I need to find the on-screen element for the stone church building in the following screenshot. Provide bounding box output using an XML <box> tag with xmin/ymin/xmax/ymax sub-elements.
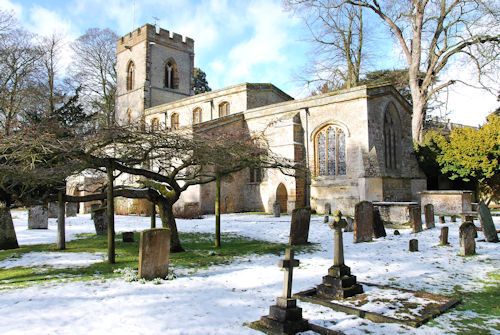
<box><xmin>111</xmin><ymin>23</ymin><xmax>426</xmax><ymax>216</ymax></box>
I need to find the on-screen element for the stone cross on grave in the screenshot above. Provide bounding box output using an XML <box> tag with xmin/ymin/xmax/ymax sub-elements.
<box><xmin>279</xmin><ymin>248</ymin><xmax>299</xmax><ymax>301</ymax></box>
<box><xmin>329</xmin><ymin>210</ymin><xmax>347</xmax><ymax>268</ymax></box>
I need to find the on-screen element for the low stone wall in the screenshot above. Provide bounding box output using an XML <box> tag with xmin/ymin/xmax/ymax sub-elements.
<box><xmin>373</xmin><ymin>202</ymin><xmax>418</xmax><ymax>224</ymax></box>
<box><xmin>419</xmin><ymin>190</ymin><xmax>473</xmax><ymax>215</ymax></box>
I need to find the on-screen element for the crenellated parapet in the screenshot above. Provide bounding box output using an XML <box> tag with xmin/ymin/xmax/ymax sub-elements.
<box><xmin>117</xmin><ymin>23</ymin><xmax>194</xmax><ymax>53</ymax></box>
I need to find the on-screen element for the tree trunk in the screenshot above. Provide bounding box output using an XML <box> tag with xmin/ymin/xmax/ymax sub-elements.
<box><xmin>57</xmin><ymin>191</ymin><xmax>65</xmax><ymax>250</ymax></box>
<box><xmin>106</xmin><ymin>164</ymin><xmax>115</xmax><ymax>264</ymax></box>
<box><xmin>411</xmin><ymin>100</ymin><xmax>426</xmax><ymax>143</ymax></box>
<box><xmin>215</xmin><ymin>172</ymin><xmax>221</xmax><ymax>248</ymax></box>
<box><xmin>158</xmin><ymin>200</ymin><xmax>184</xmax><ymax>252</ymax></box>
<box><xmin>150</xmin><ymin>201</ymin><xmax>156</xmax><ymax>228</ymax></box>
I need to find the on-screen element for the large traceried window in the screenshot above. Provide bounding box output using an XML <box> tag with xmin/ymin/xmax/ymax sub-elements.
<box><xmin>314</xmin><ymin>125</ymin><xmax>346</xmax><ymax>176</ymax></box>
<box><xmin>192</xmin><ymin>107</ymin><xmax>202</xmax><ymax>124</ymax></box>
<box><xmin>126</xmin><ymin>61</ymin><xmax>135</xmax><ymax>91</ymax></box>
<box><xmin>171</xmin><ymin>113</ymin><xmax>179</xmax><ymax>130</ymax></box>
<box><xmin>218</xmin><ymin>101</ymin><xmax>230</xmax><ymax>117</ymax></box>
<box><xmin>384</xmin><ymin>105</ymin><xmax>400</xmax><ymax>170</ymax></box>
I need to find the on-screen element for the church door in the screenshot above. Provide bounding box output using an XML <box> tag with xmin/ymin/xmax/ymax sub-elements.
<box><xmin>276</xmin><ymin>183</ymin><xmax>288</xmax><ymax>213</ymax></box>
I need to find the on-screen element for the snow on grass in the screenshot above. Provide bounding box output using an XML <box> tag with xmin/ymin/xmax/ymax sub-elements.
<box><xmin>0</xmin><ymin>251</ymin><xmax>106</xmax><ymax>269</ymax></box>
<box><xmin>1</xmin><ymin>210</ymin><xmax>499</xmax><ymax>334</ymax></box>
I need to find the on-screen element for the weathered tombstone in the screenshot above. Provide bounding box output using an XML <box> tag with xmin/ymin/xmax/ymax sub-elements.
<box><xmin>65</xmin><ymin>202</ymin><xmax>78</xmax><ymax>217</ymax></box>
<box><xmin>122</xmin><ymin>232</ymin><xmax>134</xmax><ymax>242</ymax></box>
<box><xmin>394</xmin><ymin>230</ymin><xmax>400</xmax><ymax>235</ymax></box>
<box><xmin>257</xmin><ymin>249</ymin><xmax>309</xmax><ymax>334</ymax></box>
<box><xmin>450</xmin><ymin>215</ymin><xmax>457</xmax><ymax>223</ymax></box>
<box><xmin>409</xmin><ymin>239</ymin><xmax>418</xmax><ymax>252</ymax></box>
<box><xmin>28</xmin><ymin>205</ymin><xmax>48</xmax><ymax>229</ymax></box>
<box><xmin>289</xmin><ymin>207</ymin><xmax>311</xmax><ymax>246</ymax></box>
<box><xmin>324</xmin><ymin>203</ymin><xmax>331</xmax><ymax>215</ymax></box>
<box><xmin>459</xmin><ymin>222</ymin><xmax>477</xmax><ymax>255</ymax></box>
<box><xmin>138</xmin><ymin>228</ymin><xmax>171</xmax><ymax>280</ymax></box>
<box><xmin>90</xmin><ymin>204</ymin><xmax>107</xmax><ymax>235</ymax></box>
<box><xmin>424</xmin><ymin>204</ymin><xmax>435</xmax><ymax>229</ymax></box>
<box><xmin>354</xmin><ymin>201</ymin><xmax>374</xmax><ymax>243</ymax></box>
<box><xmin>273</xmin><ymin>201</ymin><xmax>280</xmax><ymax>218</ymax></box>
<box><xmin>0</xmin><ymin>207</ymin><xmax>18</xmax><ymax>250</ymax></box>
<box><xmin>410</xmin><ymin>205</ymin><xmax>422</xmax><ymax>233</ymax></box>
<box><xmin>478</xmin><ymin>202</ymin><xmax>499</xmax><ymax>243</ymax></box>
<box><xmin>317</xmin><ymin>211</ymin><xmax>363</xmax><ymax>298</ymax></box>
<box><xmin>47</xmin><ymin>202</ymin><xmax>58</xmax><ymax>218</ymax></box>
<box><xmin>440</xmin><ymin>227</ymin><xmax>449</xmax><ymax>245</ymax></box>
<box><xmin>439</xmin><ymin>216</ymin><xmax>446</xmax><ymax>223</ymax></box>
<box><xmin>372</xmin><ymin>208</ymin><xmax>386</xmax><ymax>238</ymax></box>
<box><xmin>345</xmin><ymin>216</ymin><xmax>354</xmax><ymax>232</ymax></box>
<box><xmin>323</xmin><ymin>215</ymin><xmax>329</xmax><ymax>223</ymax></box>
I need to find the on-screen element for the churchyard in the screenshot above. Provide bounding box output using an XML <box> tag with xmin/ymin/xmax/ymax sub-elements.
<box><xmin>0</xmin><ymin>209</ymin><xmax>499</xmax><ymax>334</ymax></box>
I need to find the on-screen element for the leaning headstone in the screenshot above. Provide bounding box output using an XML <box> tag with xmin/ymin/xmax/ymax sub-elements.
<box><xmin>323</xmin><ymin>215</ymin><xmax>329</xmax><ymax>223</ymax></box>
<box><xmin>394</xmin><ymin>230</ymin><xmax>400</xmax><ymax>236</ymax></box>
<box><xmin>478</xmin><ymin>202</ymin><xmax>499</xmax><ymax>243</ymax></box>
<box><xmin>345</xmin><ymin>216</ymin><xmax>354</xmax><ymax>232</ymax></box>
<box><xmin>138</xmin><ymin>228</ymin><xmax>171</xmax><ymax>280</ymax></box>
<box><xmin>410</xmin><ymin>205</ymin><xmax>422</xmax><ymax>233</ymax></box>
<box><xmin>47</xmin><ymin>202</ymin><xmax>58</xmax><ymax>218</ymax></box>
<box><xmin>440</xmin><ymin>227</ymin><xmax>449</xmax><ymax>245</ymax></box>
<box><xmin>424</xmin><ymin>204</ymin><xmax>435</xmax><ymax>229</ymax></box>
<box><xmin>289</xmin><ymin>207</ymin><xmax>311</xmax><ymax>245</ymax></box>
<box><xmin>450</xmin><ymin>215</ymin><xmax>457</xmax><ymax>223</ymax></box>
<box><xmin>65</xmin><ymin>202</ymin><xmax>78</xmax><ymax>217</ymax></box>
<box><xmin>28</xmin><ymin>206</ymin><xmax>48</xmax><ymax>229</ymax></box>
<box><xmin>459</xmin><ymin>221</ymin><xmax>477</xmax><ymax>255</ymax></box>
<box><xmin>122</xmin><ymin>232</ymin><xmax>134</xmax><ymax>242</ymax></box>
<box><xmin>0</xmin><ymin>207</ymin><xmax>19</xmax><ymax>250</ymax></box>
<box><xmin>409</xmin><ymin>239</ymin><xmax>418</xmax><ymax>252</ymax></box>
<box><xmin>90</xmin><ymin>204</ymin><xmax>107</xmax><ymax>235</ymax></box>
<box><xmin>354</xmin><ymin>201</ymin><xmax>374</xmax><ymax>243</ymax></box>
<box><xmin>372</xmin><ymin>208</ymin><xmax>386</xmax><ymax>238</ymax></box>
<box><xmin>439</xmin><ymin>216</ymin><xmax>445</xmax><ymax>223</ymax></box>
<box><xmin>273</xmin><ymin>201</ymin><xmax>280</xmax><ymax>218</ymax></box>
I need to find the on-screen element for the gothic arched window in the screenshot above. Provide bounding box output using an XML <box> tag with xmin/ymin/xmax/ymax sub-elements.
<box><xmin>384</xmin><ymin>105</ymin><xmax>400</xmax><ymax>170</ymax></box>
<box><xmin>218</xmin><ymin>101</ymin><xmax>230</xmax><ymax>117</ymax></box>
<box><xmin>164</xmin><ymin>60</ymin><xmax>178</xmax><ymax>89</ymax></box>
<box><xmin>127</xmin><ymin>61</ymin><xmax>135</xmax><ymax>91</ymax></box>
<box><xmin>151</xmin><ymin>118</ymin><xmax>159</xmax><ymax>131</ymax></box>
<box><xmin>193</xmin><ymin>107</ymin><xmax>202</xmax><ymax>124</ymax></box>
<box><xmin>127</xmin><ymin>109</ymin><xmax>132</xmax><ymax>124</ymax></box>
<box><xmin>314</xmin><ymin>125</ymin><xmax>346</xmax><ymax>176</ymax></box>
<box><xmin>171</xmin><ymin>113</ymin><xmax>179</xmax><ymax>130</ymax></box>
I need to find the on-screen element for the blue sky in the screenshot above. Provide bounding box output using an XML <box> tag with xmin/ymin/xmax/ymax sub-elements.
<box><xmin>2</xmin><ymin>0</ymin><xmax>497</xmax><ymax>125</ymax></box>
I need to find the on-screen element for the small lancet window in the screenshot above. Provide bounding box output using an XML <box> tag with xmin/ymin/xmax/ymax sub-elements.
<box><xmin>218</xmin><ymin>101</ymin><xmax>230</xmax><ymax>117</ymax></box>
<box><xmin>127</xmin><ymin>109</ymin><xmax>132</xmax><ymax>124</ymax></box>
<box><xmin>171</xmin><ymin>113</ymin><xmax>179</xmax><ymax>130</ymax></box>
<box><xmin>249</xmin><ymin>168</ymin><xmax>262</xmax><ymax>183</ymax></box>
<box><xmin>127</xmin><ymin>61</ymin><xmax>135</xmax><ymax>91</ymax></box>
<box><xmin>151</xmin><ymin>118</ymin><xmax>159</xmax><ymax>131</ymax></box>
<box><xmin>315</xmin><ymin>125</ymin><xmax>346</xmax><ymax>176</ymax></box>
<box><xmin>384</xmin><ymin>108</ymin><xmax>399</xmax><ymax>170</ymax></box>
<box><xmin>164</xmin><ymin>60</ymin><xmax>178</xmax><ymax>89</ymax></box>
<box><xmin>193</xmin><ymin>107</ymin><xmax>202</xmax><ymax>124</ymax></box>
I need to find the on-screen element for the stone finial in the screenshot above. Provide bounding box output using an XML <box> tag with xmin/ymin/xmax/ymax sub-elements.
<box><xmin>329</xmin><ymin>210</ymin><xmax>347</xmax><ymax>230</ymax></box>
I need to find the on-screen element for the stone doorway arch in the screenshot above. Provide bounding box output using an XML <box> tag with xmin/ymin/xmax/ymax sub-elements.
<box><xmin>276</xmin><ymin>183</ymin><xmax>288</xmax><ymax>213</ymax></box>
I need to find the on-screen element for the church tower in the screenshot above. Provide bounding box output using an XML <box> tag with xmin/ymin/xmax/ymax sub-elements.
<box><xmin>116</xmin><ymin>24</ymin><xmax>194</xmax><ymax>126</ymax></box>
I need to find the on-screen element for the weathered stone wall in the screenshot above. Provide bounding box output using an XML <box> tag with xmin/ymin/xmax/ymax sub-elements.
<box><xmin>420</xmin><ymin>191</ymin><xmax>473</xmax><ymax>215</ymax></box>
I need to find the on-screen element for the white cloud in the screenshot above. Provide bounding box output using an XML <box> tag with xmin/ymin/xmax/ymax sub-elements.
<box><xmin>26</xmin><ymin>5</ymin><xmax>75</xmax><ymax>37</ymax></box>
<box><xmin>0</xmin><ymin>0</ymin><xmax>22</xmax><ymax>19</ymax></box>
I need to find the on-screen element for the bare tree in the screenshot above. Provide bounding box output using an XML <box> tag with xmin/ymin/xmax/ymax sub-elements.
<box><xmin>70</xmin><ymin>28</ymin><xmax>117</xmax><ymax>127</ymax></box>
<box><xmin>285</xmin><ymin>0</ymin><xmax>366</xmax><ymax>90</ymax></box>
<box><xmin>0</xmin><ymin>9</ymin><xmax>16</xmax><ymax>35</ymax></box>
<box><xmin>38</xmin><ymin>34</ymin><xmax>65</xmax><ymax>117</ymax></box>
<box><xmin>343</xmin><ymin>0</ymin><xmax>500</xmax><ymax>142</ymax></box>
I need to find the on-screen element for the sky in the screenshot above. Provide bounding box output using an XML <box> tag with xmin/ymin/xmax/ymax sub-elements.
<box><xmin>1</xmin><ymin>0</ymin><xmax>497</xmax><ymax>126</ymax></box>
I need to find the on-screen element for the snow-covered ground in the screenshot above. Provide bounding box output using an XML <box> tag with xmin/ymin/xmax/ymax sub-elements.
<box><xmin>1</xmin><ymin>211</ymin><xmax>499</xmax><ymax>334</ymax></box>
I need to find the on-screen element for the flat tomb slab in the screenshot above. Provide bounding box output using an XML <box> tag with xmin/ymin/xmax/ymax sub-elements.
<box><xmin>294</xmin><ymin>282</ymin><xmax>460</xmax><ymax>328</ymax></box>
<box><xmin>248</xmin><ymin>319</ymin><xmax>344</xmax><ymax>335</ymax></box>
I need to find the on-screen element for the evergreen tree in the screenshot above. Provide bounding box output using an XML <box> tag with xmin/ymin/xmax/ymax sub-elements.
<box><xmin>193</xmin><ymin>68</ymin><xmax>211</xmax><ymax>95</ymax></box>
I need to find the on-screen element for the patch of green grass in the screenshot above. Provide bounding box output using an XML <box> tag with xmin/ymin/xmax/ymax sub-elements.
<box><xmin>0</xmin><ymin>232</ymin><xmax>304</xmax><ymax>289</ymax></box>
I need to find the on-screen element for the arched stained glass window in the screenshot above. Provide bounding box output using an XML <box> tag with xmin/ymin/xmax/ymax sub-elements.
<box><xmin>315</xmin><ymin>125</ymin><xmax>347</xmax><ymax>176</ymax></box>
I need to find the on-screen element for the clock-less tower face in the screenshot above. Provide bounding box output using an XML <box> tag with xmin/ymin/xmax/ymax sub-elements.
<box><xmin>115</xmin><ymin>24</ymin><xmax>194</xmax><ymax>126</ymax></box>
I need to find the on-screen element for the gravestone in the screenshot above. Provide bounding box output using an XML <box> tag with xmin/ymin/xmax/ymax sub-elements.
<box><xmin>0</xmin><ymin>207</ymin><xmax>19</xmax><ymax>250</ymax></box>
<box><xmin>138</xmin><ymin>228</ymin><xmax>171</xmax><ymax>280</ymax></box>
<box><xmin>450</xmin><ymin>215</ymin><xmax>457</xmax><ymax>223</ymax></box>
<box><xmin>28</xmin><ymin>206</ymin><xmax>48</xmax><ymax>229</ymax></box>
<box><xmin>273</xmin><ymin>202</ymin><xmax>280</xmax><ymax>218</ymax></box>
<box><xmin>439</xmin><ymin>216</ymin><xmax>446</xmax><ymax>223</ymax></box>
<box><xmin>424</xmin><ymin>204</ymin><xmax>435</xmax><ymax>229</ymax></box>
<box><xmin>410</xmin><ymin>205</ymin><xmax>422</xmax><ymax>233</ymax></box>
<box><xmin>289</xmin><ymin>207</ymin><xmax>311</xmax><ymax>246</ymax></box>
<box><xmin>122</xmin><ymin>232</ymin><xmax>134</xmax><ymax>242</ymax></box>
<box><xmin>90</xmin><ymin>204</ymin><xmax>107</xmax><ymax>235</ymax></box>
<box><xmin>65</xmin><ymin>202</ymin><xmax>78</xmax><ymax>217</ymax></box>
<box><xmin>354</xmin><ymin>201</ymin><xmax>374</xmax><ymax>243</ymax></box>
<box><xmin>394</xmin><ymin>230</ymin><xmax>400</xmax><ymax>235</ymax></box>
<box><xmin>48</xmin><ymin>202</ymin><xmax>58</xmax><ymax>218</ymax></box>
<box><xmin>440</xmin><ymin>227</ymin><xmax>449</xmax><ymax>245</ymax></box>
<box><xmin>478</xmin><ymin>202</ymin><xmax>499</xmax><ymax>243</ymax></box>
<box><xmin>409</xmin><ymin>239</ymin><xmax>418</xmax><ymax>252</ymax></box>
<box><xmin>345</xmin><ymin>216</ymin><xmax>354</xmax><ymax>232</ymax></box>
<box><xmin>372</xmin><ymin>208</ymin><xmax>386</xmax><ymax>238</ymax></box>
<box><xmin>459</xmin><ymin>222</ymin><xmax>477</xmax><ymax>255</ymax></box>
<box><xmin>324</xmin><ymin>203</ymin><xmax>331</xmax><ymax>215</ymax></box>
<box><xmin>317</xmin><ymin>211</ymin><xmax>363</xmax><ymax>299</ymax></box>
<box><xmin>258</xmin><ymin>249</ymin><xmax>309</xmax><ymax>334</ymax></box>
<box><xmin>323</xmin><ymin>215</ymin><xmax>329</xmax><ymax>223</ymax></box>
